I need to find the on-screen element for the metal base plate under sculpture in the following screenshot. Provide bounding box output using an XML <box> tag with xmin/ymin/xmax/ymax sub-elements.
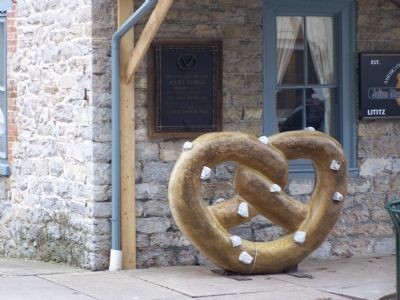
<box><xmin>168</xmin><ymin>131</ymin><xmax>348</xmax><ymax>274</ymax></box>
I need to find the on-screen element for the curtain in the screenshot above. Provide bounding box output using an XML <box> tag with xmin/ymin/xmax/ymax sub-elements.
<box><xmin>306</xmin><ymin>17</ymin><xmax>334</xmax><ymax>134</ymax></box>
<box><xmin>276</xmin><ymin>17</ymin><xmax>302</xmax><ymax>84</ymax></box>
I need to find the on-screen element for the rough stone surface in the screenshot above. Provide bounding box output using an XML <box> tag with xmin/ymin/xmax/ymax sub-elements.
<box><xmin>133</xmin><ymin>0</ymin><xmax>399</xmax><ymax>268</ymax></box>
<box><xmin>0</xmin><ymin>0</ymin><xmax>116</xmax><ymax>270</ymax></box>
<box><xmin>0</xmin><ymin>0</ymin><xmax>398</xmax><ymax>271</ymax></box>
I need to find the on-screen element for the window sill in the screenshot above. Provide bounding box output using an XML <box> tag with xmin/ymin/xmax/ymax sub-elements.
<box><xmin>0</xmin><ymin>160</ymin><xmax>11</xmax><ymax>176</ymax></box>
<box><xmin>288</xmin><ymin>166</ymin><xmax>359</xmax><ymax>179</ymax></box>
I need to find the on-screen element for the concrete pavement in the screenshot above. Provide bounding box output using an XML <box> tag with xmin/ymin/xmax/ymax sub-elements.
<box><xmin>0</xmin><ymin>255</ymin><xmax>396</xmax><ymax>300</ymax></box>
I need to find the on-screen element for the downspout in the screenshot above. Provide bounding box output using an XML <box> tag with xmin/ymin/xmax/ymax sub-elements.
<box><xmin>110</xmin><ymin>0</ymin><xmax>158</xmax><ymax>272</ymax></box>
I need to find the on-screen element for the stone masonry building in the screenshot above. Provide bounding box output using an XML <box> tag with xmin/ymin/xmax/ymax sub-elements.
<box><xmin>0</xmin><ymin>0</ymin><xmax>398</xmax><ymax>270</ymax></box>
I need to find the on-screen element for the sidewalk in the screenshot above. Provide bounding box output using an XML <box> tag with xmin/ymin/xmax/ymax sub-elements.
<box><xmin>0</xmin><ymin>255</ymin><xmax>396</xmax><ymax>300</ymax></box>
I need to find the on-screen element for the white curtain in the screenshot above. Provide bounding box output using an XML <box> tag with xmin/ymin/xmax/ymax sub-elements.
<box><xmin>306</xmin><ymin>17</ymin><xmax>334</xmax><ymax>134</ymax></box>
<box><xmin>276</xmin><ymin>17</ymin><xmax>302</xmax><ymax>84</ymax></box>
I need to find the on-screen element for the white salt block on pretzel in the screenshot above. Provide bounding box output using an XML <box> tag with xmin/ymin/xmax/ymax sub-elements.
<box><xmin>214</xmin><ymin>198</ymin><xmax>225</xmax><ymax>204</ymax></box>
<box><xmin>237</xmin><ymin>202</ymin><xmax>249</xmax><ymax>218</ymax></box>
<box><xmin>293</xmin><ymin>231</ymin><xmax>307</xmax><ymax>244</ymax></box>
<box><xmin>229</xmin><ymin>235</ymin><xmax>242</xmax><ymax>248</ymax></box>
<box><xmin>330</xmin><ymin>160</ymin><xmax>341</xmax><ymax>171</ymax></box>
<box><xmin>304</xmin><ymin>127</ymin><xmax>316</xmax><ymax>131</ymax></box>
<box><xmin>270</xmin><ymin>184</ymin><xmax>281</xmax><ymax>193</ymax></box>
<box><xmin>200</xmin><ymin>166</ymin><xmax>212</xmax><ymax>180</ymax></box>
<box><xmin>333</xmin><ymin>192</ymin><xmax>344</xmax><ymax>202</ymax></box>
<box><xmin>258</xmin><ymin>136</ymin><xmax>270</xmax><ymax>145</ymax></box>
<box><xmin>182</xmin><ymin>141</ymin><xmax>193</xmax><ymax>151</ymax></box>
<box><xmin>238</xmin><ymin>251</ymin><xmax>253</xmax><ymax>265</ymax></box>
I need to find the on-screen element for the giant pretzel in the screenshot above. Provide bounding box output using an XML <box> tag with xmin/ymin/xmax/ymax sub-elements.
<box><xmin>168</xmin><ymin>131</ymin><xmax>348</xmax><ymax>274</ymax></box>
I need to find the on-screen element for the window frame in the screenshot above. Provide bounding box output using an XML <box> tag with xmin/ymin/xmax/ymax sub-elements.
<box><xmin>0</xmin><ymin>12</ymin><xmax>10</xmax><ymax>176</ymax></box>
<box><xmin>263</xmin><ymin>0</ymin><xmax>357</xmax><ymax>176</ymax></box>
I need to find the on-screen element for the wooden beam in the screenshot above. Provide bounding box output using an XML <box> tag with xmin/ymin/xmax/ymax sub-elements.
<box><xmin>125</xmin><ymin>0</ymin><xmax>174</xmax><ymax>83</ymax></box>
<box><xmin>118</xmin><ymin>0</ymin><xmax>136</xmax><ymax>269</ymax></box>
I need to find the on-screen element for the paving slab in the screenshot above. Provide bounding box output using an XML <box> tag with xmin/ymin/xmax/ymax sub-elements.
<box><xmin>321</xmin><ymin>281</ymin><xmax>396</xmax><ymax>300</ymax></box>
<box><xmin>0</xmin><ymin>276</ymin><xmax>93</xmax><ymax>300</ymax></box>
<box><xmin>126</xmin><ymin>265</ymin><xmax>330</xmax><ymax>298</ymax></box>
<box><xmin>0</xmin><ymin>257</ymin><xmax>84</xmax><ymax>276</ymax></box>
<box><xmin>40</xmin><ymin>271</ymin><xmax>190</xmax><ymax>300</ymax></box>
<box><xmin>205</xmin><ymin>288</ymin><xmax>349</xmax><ymax>300</ymax></box>
<box><xmin>0</xmin><ymin>255</ymin><xmax>395</xmax><ymax>299</ymax></box>
<box><xmin>270</xmin><ymin>255</ymin><xmax>396</xmax><ymax>300</ymax></box>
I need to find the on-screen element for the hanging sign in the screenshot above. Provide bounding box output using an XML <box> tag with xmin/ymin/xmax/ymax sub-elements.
<box><xmin>360</xmin><ymin>53</ymin><xmax>400</xmax><ymax>119</ymax></box>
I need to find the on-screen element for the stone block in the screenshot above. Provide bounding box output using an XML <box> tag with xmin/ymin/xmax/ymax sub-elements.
<box><xmin>348</xmin><ymin>177</ymin><xmax>372</xmax><ymax>194</ymax></box>
<box><xmin>341</xmin><ymin>207</ymin><xmax>371</xmax><ymax>225</ymax></box>
<box><xmin>92</xmin><ymin>143</ymin><xmax>111</xmax><ymax>163</ymax></box>
<box><xmin>373</xmin><ymin>136</ymin><xmax>400</xmax><ymax>158</ymax></box>
<box><xmin>177</xmin><ymin>247</ymin><xmax>198</xmax><ymax>265</ymax></box>
<box><xmin>310</xmin><ymin>241</ymin><xmax>332</xmax><ymax>258</ymax></box>
<box><xmin>357</xmin><ymin>137</ymin><xmax>373</xmax><ymax>158</ymax></box>
<box><xmin>359</xmin><ymin>158</ymin><xmax>390</xmax><ymax>177</ymax></box>
<box><xmin>136</xmin><ymin>142</ymin><xmax>159</xmax><ymax>162</ymax></box>
<box><xmin>93</xmin><ymin>123</ymin><xmax>111</xmax><ymax>142</ymax></box>
<box><xmin>34</xmin><ymin>160</ymin><xmax>49</xmax><ymax>176</ymax></box>
<box><xmin>358</xmin><ymin>121</ymin><xmax>393</xmax><ymax>137</ymax></box>
<box><xmin>223</xmin><ymin>106</ymin><xmax>242</xmax><ymax>122</ymax></box>
<box><xmin>66</xmin><ymin>143</ymin><xmax>91</xmax><ymax>163</ymax></box>
<box><xmin>87</xmin><ymin>202</ymin><xmax>111</xmax><ymax>218</ymax></box>
<box><xmin>374</xmin><ymin>238</ymin><xmax>395</xmax><ymax>254</ymax></box>
<box><xmin>253</xmin><ymin>225</ymin><xmax>285</xmax><ymax>242</ymax></box>
<box><xmin>136</xmin><ymin>201</ymin><xmax>144</xmax><ymax>217</ymax></box>
<box><xmin>49</xmin><ymin>159</ymin><xmax>64</xmax><ymax>177</ymax></box>
<box><xmin>89</xmin><ymin>163</ymin><xmax>111</xmax><ymax>186</ymax></box>
<box><xmin>201</xmin><ymin>181</ymin><xmax>234</xmax><ymax>200</ymax></box>
<box><xmin>373</xmin><ymin>176</ymin><xmax>391</xmax><ymax>192</ymax></box>
<box><xmin>371</xmin><ymin>209</ymin><xmax>390</xmax><ymax>222</ymax></box>
<box><xmin>244</xmin><ymin>107</ymin><xmax>262</xmax><ymax>121</ymax></box>
<box><xmin>331</xmin><ymin>239</ymin><xmax>375</xmax><ymax>257</ymax></box>
<box><xmin>353</xmin><ymin>192</ymin><xmax>386</xmax><ymax>210</ymax></box>
<box><xmin>135</xmin><ymin>107</ymin><xmax>148</xmax><ymax>122</ymax></box>
<box><xmin>390</xmin><ymin>176</ymin><xmax>400</xmax><ymax>192</ymax></box>
<box><xmin>215</xmin><ymin>162</ymin><xmax>234</xmax><ymax>181</ymax></box>
<box><xmin>159</xmin><ymin>141</ymin><xmax>184</xmax><ymax>162</ymax></box>
<box><xmin>229</xmin><ymin>225</ymin><xmax>253</xmax><ymax>241</ymax></box>
<box><xmin>137</xmin><ymin>233</ymin><xmax>150</xmax><ymax>250</ymax></box>
<box><xmin>90</xmin><ymin>184</ymin><xmax>111</xmax><ymax>202</ymax></box>
<box><xmin>149</xmin><ymin>232</ymin><xmax>191</xmax><ymax>248</ymax></box>
<box><xmin>210</xmin><ymin>8</ymin><xmax>246</xmax><ymax>24</ymax></box>
<box><xmin>142</xmin><ymin>162</ymin><xmax>174</xmax><ymax>183</ymax></box>
<box><xmin>136</xmin><ymin>217</ymin><xmax>171</xmax><ymax>234</ymax></box>
<box><xmin>143</xmin><ymin>200</ymin><xmax>170</xmax><ymax>218</ymax></box>
<box><xmin>288</xmin><ymin>178</ymin><xmax>314</xmax><ymax>195</ymax></box>
<box><xmin>137</xmin><ymin>250</ymin><xmax>177</xmax><ymax>268</ymax></box>
<box><xmin>136</xmin><ymin>183</ymin><xmax>167</xmax><ymax>200</ymax></box>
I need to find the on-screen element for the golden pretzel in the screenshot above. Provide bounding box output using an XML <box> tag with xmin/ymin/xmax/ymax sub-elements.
<box><xmin>168</xmin><ymin>131</ymin><xmax>348</xmax><ymax>274</ymax></box>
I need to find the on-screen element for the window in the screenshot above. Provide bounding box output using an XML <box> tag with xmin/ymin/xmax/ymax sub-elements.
<box><xmin>263</xmin><ymin>0</ymin><xmax>356</xmax><ymax>175</ymax></box>
<box><xmin>0</xmin><ymin>11</ymin><xmax>10</xmax><ymax>175</ymax></box>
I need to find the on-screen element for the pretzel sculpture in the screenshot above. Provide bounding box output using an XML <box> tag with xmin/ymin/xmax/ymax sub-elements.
<box><xmin>168</xmin><ymin>131</ymin><xmax>348</xmax><ymax>274</ymax></box>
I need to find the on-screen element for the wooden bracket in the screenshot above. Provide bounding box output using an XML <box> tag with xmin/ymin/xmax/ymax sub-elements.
<box><xmin>125</xmin><ymin>0</ymin><xmax>174</xmax><ymax>84</ymax></box>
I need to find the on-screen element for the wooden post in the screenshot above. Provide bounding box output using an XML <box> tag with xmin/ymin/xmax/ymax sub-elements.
<box><xmin>117</xmin><ymin>0</ymin><xmax>174</xmax><ymax>270</ymax></box>
<box><xmin>118</xmin><ymin>0</ymin><xmax>136</xmax><ymax>269</ymax></box>
<box><xmin>125</xmin><ymin>0</ymin><xmax>174</xmax><ymax>84</ymax></box>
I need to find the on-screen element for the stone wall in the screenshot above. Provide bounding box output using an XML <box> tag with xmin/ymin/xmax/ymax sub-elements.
<box><xmin>0</xmin><ymin>0</ymin><xmax>115</xmax><ymax>270</ymax></box>
<box><xmin>134</xmin><ymin>0</ymin><xmax>264</xmax><ymax>267</ymax></box>
<box><xmin>134</xmin><ymin>0</ymin><xmax>397</xmax><ymax>268</ymax></box>
<box><xmin>0</xmin><ymin>0</ymin><xmax>397</xmax><ymax>271</ymax></box>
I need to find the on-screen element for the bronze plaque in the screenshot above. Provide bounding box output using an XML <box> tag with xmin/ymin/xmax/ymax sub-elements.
<box><xmin>148</xmin><ymin>40</ymin><xmax>222</xmax><ymax>139</ymax></box>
